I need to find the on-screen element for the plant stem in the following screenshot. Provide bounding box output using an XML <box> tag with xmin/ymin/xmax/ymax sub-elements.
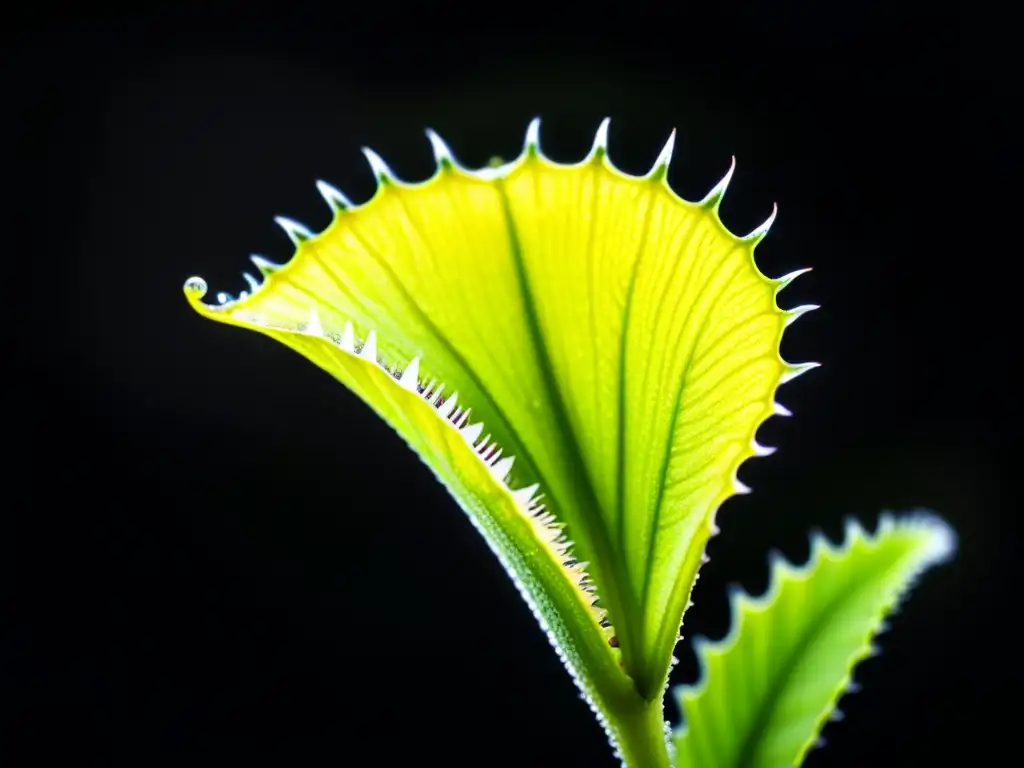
<box><xmin>609</xmin><ymin>693</ymin><xmax>672</xmax><ymax>768</ymax></box>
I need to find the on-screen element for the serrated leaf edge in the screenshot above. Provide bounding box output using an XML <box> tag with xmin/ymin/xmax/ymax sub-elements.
<box><xmin>673</xmin><ymin>510</ymin><xmax>957</xmax><ymax>765</ymax></box>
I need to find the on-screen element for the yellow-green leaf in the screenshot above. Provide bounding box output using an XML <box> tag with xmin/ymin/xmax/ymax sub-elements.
<box><xmin>672</xmin><ymin>512</ymin><xmax>956</xmax><ymax>768</ymax></box>
<box><xmin>183</xmin><ymin>119</ymin><xmax>815</xmax><ymax>766</ymax></box>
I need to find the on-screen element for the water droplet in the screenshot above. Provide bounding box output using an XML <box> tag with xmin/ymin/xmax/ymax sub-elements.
<box><xmin>183</xmin><ymin>276</ymin><xmax>208</xmax><ymax>298</ymax></box>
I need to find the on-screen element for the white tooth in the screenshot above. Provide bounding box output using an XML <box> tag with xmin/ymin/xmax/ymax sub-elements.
<box><xmin>774</xmin><ymin>267</ymin><xmax>812</xmax><ymax>294</ymax></box>
<box><xmin>743</xmin><ymin>203</ymin><xmax>778</xmax><ymax>242</ymax></box>
<box><xmin>781</xmin><ymin>361</ymin><xmax>821</xmax><ymax>384</ymax></box>
<box><xmin>592</xmin><ymin>117</ymin><xmax>610</xmax><ymax>154</ymax></box>
<box><xmin>647</xmin><ymin>129</ymin><xmax>676</xmax><ymax>176</ymax></box>
<box><xmin>429</xmin><ymin>384</ymin><xmax>445</xmax><ymax>406</ymax></box>
<box><xmin>274</xmin><ymin>216</ymin><xmax>314</xmax><ymax>245</ymax></box>
<box><xmin>361</xmin><ymin>330</ymin><xmax>378</xmax><ymax>362</ymax></box>
<box><xmin>340</xmin><ymin>322</ymin><xmax>355</xmax><ymax>352</ymax></box>
<box><xmin>511</xmin><ymin>483</ymin><xmax>540</xmax><ymax>507</ymax></box>
<box><xmin>217</xmin><ymin>292</ymin><xmax>231</xmax><ymax>304</ymax></box>
<box><xmin>699</xmin><ymin>156</ymin><xmax>736</xmax><ymax>209</ymax></box>
<box><xmin>425</xmin><ymin>128</ymin><xmax>455</xmax><ymax>165</ymax></box>
<box><xmin>250</xmin><ymin>254</ymin><xmax>284</xmax><ymax>274</ymax></box>
<box><xmin>362</xmin><ymin>147</ymin><xmax>394</xmax><ymax>181</ymax></box>
<box><xmin>461</xmin><ymin>422</ymin><xmax>484</xmax><ymax>445</ymax></box>
<box><xmin>773</xmin><ymin>401</ymin><xmax>792</xmax><ymax>417</ymax></box>
<box><xmin>399</xmin><ymin>357</ymin><xmax>420</xmax><ymax>390</ymax></box>
<box><xmin>306</xmin><ymin>307</ymin><xmax>324</xmax><ymax>336</ymax></box>
<box><xmin>784</xmin><ymin>304</ymin><xmax>820</xmax><ymax>327</ymax></box>
<box><xmin>752</xmin><ymin>441</ymin><xmax>776</xmax><ymax>457</ymax></box>
<box><xmin>242</xmin><ymin>272</ymin><xmax>260</xmax><ymax>292</ymax></box>
<box><xmin>733</xmin><ymin>479</ymin><xmax>752</xmax><ymax>495</ymax></box>
<box><xmin>491</xmin><ymin>456</ymin><xmax>515</xmax><ymax>482</ymax></box>
<box><xmin>439</xmin><ymin>393</ymin><xmax>458</xmax><ymax>419</ymax></box>
<box><xmin>524</xmin><ymin>117</ymin><xmax>541</xmax><ymax>151</ymax></box>
<box><xmin>315</xmin><ymin>180</ymin><xmax>352</xmax><ymax>211</ymax></box>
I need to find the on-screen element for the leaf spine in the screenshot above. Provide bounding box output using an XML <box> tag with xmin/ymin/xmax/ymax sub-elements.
<box><xmin>274</xmin><ymin>215</ymin><xmax>313</xmax><ymax>245</ymax></box>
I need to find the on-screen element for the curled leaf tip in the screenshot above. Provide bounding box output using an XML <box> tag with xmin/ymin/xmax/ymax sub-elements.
<box><xmin>183</xmin><ymin>275</ymin><xmax>207</xmax><ymax>300</ymax></box>
<box><xmin>877</xmin><ymin>509</ymin><xmax>958</xmax><ymax>565</ymax></box>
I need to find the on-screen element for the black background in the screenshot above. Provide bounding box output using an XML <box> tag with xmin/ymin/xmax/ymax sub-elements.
<box><xmin>16</xmin><ymin>7</ymin><xmax>1003</xmax><ymax>767</ymax></box>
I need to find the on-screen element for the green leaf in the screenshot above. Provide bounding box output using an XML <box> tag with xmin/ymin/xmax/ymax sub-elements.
<box><xmin>182</xmin><ymin>118</ymin><xmax>815</xmax><ymax>767</ymax></box>
<box><xmin>672</xmin><ymin>512</ymin><xmax>956</xmax><ymax>768</ymax></box>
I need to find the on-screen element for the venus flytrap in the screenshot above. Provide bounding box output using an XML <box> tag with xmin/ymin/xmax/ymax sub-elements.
<box><xmin>184</xmin><ymin>118</ymin><xmax>954</xmax><ymax>767</ymax></box>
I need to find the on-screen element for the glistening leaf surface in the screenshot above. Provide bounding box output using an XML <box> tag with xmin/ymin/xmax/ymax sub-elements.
<box><xmin>182</xmin><ymin>120</ymin><xmax>814</xmax><ymax>711</ymax></box>
<box><xmin>672</xmin><ymin>512</ymin><xmax>957</xmax><ymax>768</ymax></box>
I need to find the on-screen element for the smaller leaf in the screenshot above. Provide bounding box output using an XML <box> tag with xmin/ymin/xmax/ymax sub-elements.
<box><xmin>672</xmin><ymin>511</ymin><xmax>956</xmax><ymax>768</ymax></box>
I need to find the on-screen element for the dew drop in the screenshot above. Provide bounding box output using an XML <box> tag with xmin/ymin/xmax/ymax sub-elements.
<box><xmin>183</xmin><ymin>276</ymin><xmax>208</xmax><ymax>298</ymax></box>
